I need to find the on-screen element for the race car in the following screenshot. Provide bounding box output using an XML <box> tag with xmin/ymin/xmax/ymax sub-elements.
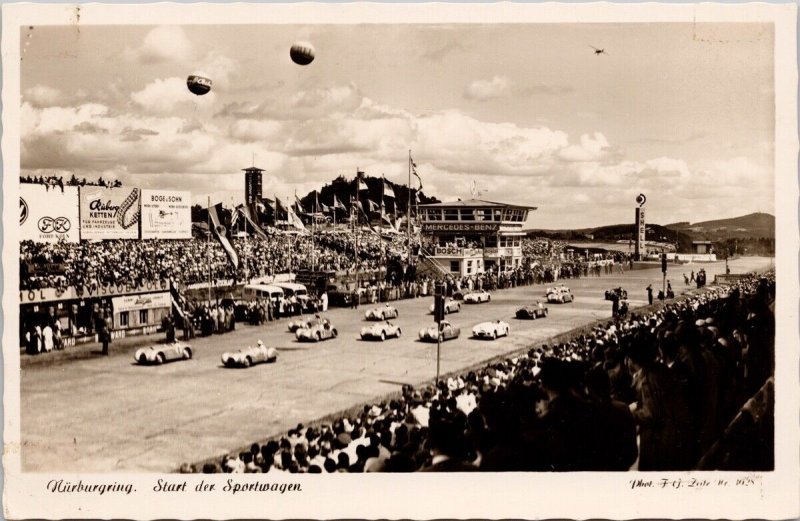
<box><xmin>515</xmin><ymin>301</ymin><xmax>549</xmax><ymax>319</ymax></box>
<box><xmin>295</xmin><ymin>318</ymin><xmax>338</xmax><ymax>342</ymax></box>
<box><xmin>134</xmin><ymin>340</ymin><xmax>192</xmax><ymax>365</ymax></box>
<box><xmin>472</xmin><ymin>320</ymin><xmax>510</xmax><ymax>340</ymax></box>
<box><xmin>605</xmin><ymin>287</ymin><xmax>628</xmax><ymax>301</ymax></box>
<box><xmin>365</xmin><ymin>304</ymin><xmax>399</xmax><ymax>321</ymax></box>
<box><xmin>429</xmin><ymin>298</ymin><xmax>461</xmax><ymax>315</ymax></box>
<box><xmin>287</xmin><ymin>315</ymin><xmax>324</xmax><ymax>333</ymax></box>
<box><xmin>221</xmin><ymin>341</ymin><xmax>278</xmax><ymax>368</ymax></box>
<box><xmin>546</xmin><ymin>285</ymin><xmax>574</xmax><ymax>304</ymax></box>
<box><xmin>360</xmin><ymin>321</ymin><xmax>402</xmax><ymax>341</ymax></box>
<box><xmin>463</xmin><ymin>290</ymin><xmax>492</xmax><ymax>304</ymax></box>
<box><xmin>419</xmin><ymin>320</ymin><xmax>461</xmax><ymax>343</ymax></box>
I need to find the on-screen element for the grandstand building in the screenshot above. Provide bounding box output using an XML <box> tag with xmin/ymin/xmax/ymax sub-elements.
<box><xmin>419</xmin><ymin>199</ymin><xmax>536</xmax><ymax>276</ymax></box>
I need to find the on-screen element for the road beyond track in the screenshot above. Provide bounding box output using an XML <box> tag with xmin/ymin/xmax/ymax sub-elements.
<box><xmin>20</xmin><ymin>257</ymin><xmax>773</xmax><ymax>472</ymax></box>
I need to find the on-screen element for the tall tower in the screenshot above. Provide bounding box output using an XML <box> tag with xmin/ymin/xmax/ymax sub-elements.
<box><xmin>243</xmin><ymin>167</ymin><xmax>264</xmax><ymax>205</ymax></box>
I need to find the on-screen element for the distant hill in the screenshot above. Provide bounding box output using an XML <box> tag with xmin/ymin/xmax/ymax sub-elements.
<box><xmin>665</xmin><ymin>212</ymin><xmax>774</xmax><ymax>240</ymax></box>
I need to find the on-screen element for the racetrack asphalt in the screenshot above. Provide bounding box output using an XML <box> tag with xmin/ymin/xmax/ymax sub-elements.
<box><xmin>19</xmin><ymin>257</ymin><xmax>773</xmax><ymax>472</ymax></box>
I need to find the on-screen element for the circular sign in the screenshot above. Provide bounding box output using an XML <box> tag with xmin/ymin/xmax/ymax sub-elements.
<box><xmin>20</xmin><ymin>198</ymin><xmax>28</xmax><ymax>225</ymax></box>
<box><xmin>37</xmin><ymin>216</ymin><xmax>71</xmax><ymax>234</ymax></box>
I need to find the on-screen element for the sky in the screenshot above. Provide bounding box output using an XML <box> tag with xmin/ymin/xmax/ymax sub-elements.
<box><xmin>20</xmin><ymin>23</ymin><xmax>774</xmax><ymax>229</ymax></box>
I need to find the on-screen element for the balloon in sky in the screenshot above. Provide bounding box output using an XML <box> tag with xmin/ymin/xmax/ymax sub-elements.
<box><xmin>290</xmin><ymin>41</ymin><xmax>315</xmax><ymax>66</ymax></box>
<box><xmin>187</xmin><ymin>75</ymin><xmax>212</xmax><ymax>96</ymax></box>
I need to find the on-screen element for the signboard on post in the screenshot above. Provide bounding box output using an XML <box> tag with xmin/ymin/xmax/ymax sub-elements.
<box><xmin>634</xmin><ymin>207</ymin><xmax>646</xmax><ymax>261</ymax></box>
<box><xmin>140</xmin><ymin>189</ymin><xmax>192</xmax><ymax>239</ymax></box>
<box><xmin>79</xmin><ymin>186</ymin><xmax>141</xmax><ymax>240</ymax></box>
<box><xmin>19</xmin><ymin>184</ymin><xmax>80</xmax><ymax>243</ymax></box>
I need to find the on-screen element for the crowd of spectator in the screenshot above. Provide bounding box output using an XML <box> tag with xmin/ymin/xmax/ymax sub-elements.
<box><xmin>21</xmin><ymin>174</ymin><xmax>123</xmax><ymax>192</ymax></box>
<box><xmin>185</xmin><ymin>271</ymin><xmax>774</xmax><ymax>473</ymax></box>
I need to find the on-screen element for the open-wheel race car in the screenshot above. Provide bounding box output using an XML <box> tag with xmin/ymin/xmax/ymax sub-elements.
<box><xmin>516</xmin><ymin>301</ymin><xmax>549</xmax><ymax>319</ymax></box>
<box><xmin>295</xmin><ymin>318</ymin><xmax>338</xmax><ymax>342</ymax></box>
<box><xmin>360</xmin><ymin>321</ymin><xmax>402</xmax><ymax>341</ymax></box>
<box><xmin>605</xmin><ymin>287</ymin><xmax>628</xmax><ymax>300</ymax></box>
<box><xmin>429</xmin><ymin>298</ymin><xmax>461</xmax><ymax>315</ymax></box>
<box><xmin>546</xmin><ymin>285</ymin><xmax>574</xmax><ymax>304</ymax></box>
<box><xmin>472</xmin><ymin>320</ymin><xmax>510</xmax><ymax>340</ymax></box>
<box><xmin>221</xmin><ymin>341</ymin><xmax>278</xmax><ymax>368</ymax></box>
<box><xmin>463</xmin><ymin>290</ymin><xmax>492</xmax><ymax>304</ymax></box>
<box><xmin>134</xmin><ymin>340</ymin><xmax>192</xmax><ymax>365</ymax></box>
<box><xmin>365</xmin><ymin>304</ymin><xmax>399</xmax><ymax>321</ymax></box>
<box><xmin>419</xmin><ymin>320</ymin><xmax>461</xmax><ymax>343</ymax></box>
<box><xmin>287</xmin><ymin>315</ymin><xmax>324</xmax><ymax>333</ymax></box>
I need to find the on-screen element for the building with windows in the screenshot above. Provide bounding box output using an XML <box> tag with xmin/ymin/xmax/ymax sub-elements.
<box><xmin>419</xmin><ymin>199</ymin><xmax>536</xmax><ymax>276</ymax></box>
<box><xmin>243</xmin><ymin>167</ymin><xmax>264</xmax><ymax>206</ymax></box>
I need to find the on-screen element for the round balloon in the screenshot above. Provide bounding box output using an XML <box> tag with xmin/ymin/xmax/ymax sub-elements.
<box><xmin>187</xmin><ymin>75</ymin><xmax>212</xmax><ymax>96</ymax></box>
<box><xmin>290</xmin><ymin>41</ymin><xmax>315</xmax><ymax>66</ymax></box>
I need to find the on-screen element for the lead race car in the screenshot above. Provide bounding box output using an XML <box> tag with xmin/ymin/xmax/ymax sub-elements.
<box><xmin>419</xmin><ymin>320</ymin><xmax>461</xmax><ymax>343</ymax></box>
<box><xmin>365</xmin><ymin>304</ymin><xmax>399</xmax><ymax>321</ymax></box>
<box><xmin>429</xmin><ymin>297</ymin><xmax>461</xmax><ymax>315</ymax></box>
<box><xmin>134</xmin><ymin>340</ymin><xmax>192</xmax><ymax>365</ymax></box>
<box><xmin>295</xmin><ymin>318</ymin><xmax>338</xmax><ymax>342</ymax></box>
<box><xmin>463</xmin><ymin>290</ymin><xmax>492</xmax><ymax>304</ymax></box>
<box><xmin>360</xmin><ymin>321</ymin><xmax>402</xmax><ymax>341</ymax></box>
<box><xmin>221</xmin><ymin>341</ymin><xmax>278</xmax><ymax>368</ymax></box>
<box><xmin>472</xmin><ymin>320</ymin><xmax>510</xmax><ymax>340</ymax></box>
<box><xmin>546</xmin><ymin>285</ymin><xmax>574</xmax><ymax>304</ymax></box>
<box><xmin>287</xmin><ymin>315</ymin><xmax>324</xmax><ymax>333</ymax></box>
<box><xmin>516</xmin><ymin>301</ymin><xmax>549</xmax><ymax>319</ymax></box>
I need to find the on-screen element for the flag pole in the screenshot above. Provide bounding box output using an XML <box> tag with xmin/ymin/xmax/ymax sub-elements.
<box><xmin>407</xmin><ymin>150</ymin><xmax>412</xmax><ymax>266</ymax></box>
<box><xmin>207</xmin><ymin>195</ymin><xmax>212</xmax><ymax>305</ymax></box>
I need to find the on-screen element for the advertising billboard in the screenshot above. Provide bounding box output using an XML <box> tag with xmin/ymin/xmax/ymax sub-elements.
<box><xmin>19</xmin><ymin>184</ymin><xmax>80</xmax><ymax>243</ymax></box>
<box><xmin>112</xmin><ymin>292</ymin><xmax>171</xmax><ymax>313</ymax></box>
<box><xmin>79</xmin><ymin>187</ymin><xmax>141</xmax><ymax>240</ymax></box>
<box><xmin>635</xmin><ymin>207</ymin><xmax>646</xmax><ymax>260</ymax></box>
<box><xmin>140</xmin><ymin>189</ymin><xmax>192</xmax><ymax>239</ymax></box>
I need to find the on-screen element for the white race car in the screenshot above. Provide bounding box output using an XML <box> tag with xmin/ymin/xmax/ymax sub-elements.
<box><xmin>546</xmin><ymin>285</ymin><xmax>574</xmax><ymax>304</ymax></box>
<box><xmin>365</xmin><ymin>305</ymin><xmax>399</xmax><ymax>321</ymax></box>
<box><xmin>134</xmin><ymin>340</ymin><xmax>192</xmax><ymax>365</ymax></box>
<box><xmin>419</xmin><ymin>321</ymin><xmax>461</xmax><ymax>342</ymax></box>
<box><xmin>360</xmin><ymin>321</ymin><xmax>402</xmax><ymax>341</ymax></box>
<box><xmin>463</xmin><ymin>290</ymin><xmax>492</xmax><ymax>304</ymax></box>
<box><xmin>429</xmin><ymin>298</ymin><xmax>461</xmax><ymax>315</ymax></box>
<box><xmin>221</xmin><ymin>341</ymin><xmax>278</xmax><ymax>368</ymax></box>
<box><xmin>295</xmin><ymin>319</ymin><xmax>338</xmax><ymax>342</ymax></box>
<box><xmin>472</xmin><ymin>320</ymin><xmax>510</xmax><ymax>340</ymax></box>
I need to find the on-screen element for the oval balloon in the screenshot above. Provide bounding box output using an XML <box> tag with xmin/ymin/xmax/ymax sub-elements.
<box><xmin>290</xmin><ymin>41</ymin><xmax>315</xmax><ymax>66</ymax></box>
<box><xmin>187</xmin><ymin>75</ymin><xmax>212</xmax><ymax>96</ymax></box>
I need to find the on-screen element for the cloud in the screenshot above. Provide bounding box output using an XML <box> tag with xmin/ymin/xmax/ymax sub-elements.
<box><xmin>125</xmin><ymin>26</ymin><xmax>193</xmax><ymax>64</ymax></box>
<box><xmin>463</xmin><ymin>76</ymin><xmax>513</xmax><ymax>101</ymax></box>
<box><xmin>557</xmin><ymin>132</ymin><xmax>610</xmax><ymax>162</ymax></box>
<box><xmin>24</xmin><ymin>85</ymin><xmax>63</xmax><ymax>107</ymax></box>
<box><xmin>218</xmin><ymin>82</ymin><xmax>362</xmax><ymax>120</ymax></box>
<box><xmin>131</xmin><ymin>77</ymin><xmax>217</xmax><ymax>115</ymax></box>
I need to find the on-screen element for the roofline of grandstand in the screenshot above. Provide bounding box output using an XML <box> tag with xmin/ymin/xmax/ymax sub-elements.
<box><xmin>419</xmin><ymin>198</ymin><xmax>537</xmax><ymax>211</ymax></box>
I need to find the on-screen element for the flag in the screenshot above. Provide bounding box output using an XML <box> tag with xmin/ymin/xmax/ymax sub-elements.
<box><xmin>357</xmin><ymin>171</ymin><xmax>369</xmax><ymax>192</ymax></box>
<box><xmin>366</xmin><ymin>199</ymin><xmax>380</xmax><ymax>213</ymax></box>
<box><xmin>333</xmin><ymin>195</ymin><xmax>346</xmax><ymax>210</ymax></box>
<box><xmin>280</xmin><ymin>197</ymin><xmax>307</xmax><ymax>231</ymax></box>
<box><xmin>356</xmin><ymin>200</ymin><xmax>379</xmax><ymax>235</ymax></box>
<box><xmin>256</xmin><ymin>199</ymin><xmax>267</xmax><ymax>212</ymax></box>
<box><xmin>209</xmin><ymin>203</ymin><xmax>240</xmax><ymax>268</ymax></box>
<box><xmin>295</xmin><ymin>194</ymin><xmax>306</xmax><ymax>215</ymax></box>
<box><xmin>383</xmin><ymin>179</ymin><xmax>395</xmax><ymax>199</ymax></box>
<box><xmin>243</xmin><ymin>203</ymin><xmax>268</xmax><ymax>239</ymax></box>
<box><xmin>411</xmin><ymin>156</ymin><xmax>423</xmax><ymax>189</ymax></box>
<box><xmin>230</xmin><ymin>204</ymin><xmax>241</xmax><ymax>229</ymax></box>
<box><xmin>320</xmin><ymin>202</ymin><xmax>331</xmax><ymax>213</ymax></box>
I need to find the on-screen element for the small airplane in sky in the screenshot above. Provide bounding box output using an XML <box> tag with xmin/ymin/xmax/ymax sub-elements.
<box><xmin>590</xmin><ymin>45</ymin><xmax>608</xmax><ymax>56</ymax></box>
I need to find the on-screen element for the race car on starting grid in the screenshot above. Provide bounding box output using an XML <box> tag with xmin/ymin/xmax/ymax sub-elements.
<box><xmin>365</xmin><ymin>304</ymin><xmax>399</xmax><ymax>321</ymax></box>
<box><xmin>515</xmin><ymin>301</ymin><xmax>549</xmax><ymax>319</ymax></box>
<box><xmin>472</xmin><ymin>320</ymin><xmax>511</xmax><ymax>340</ymax></box>
<box><xmin>429</xmin><ymin>297</ymin><xmax>461</xmax><ymax>315</ymax></box>
<box><xmin>605</xmin><ymin>287</ymin><xmax>628</xmax><ymax>300</ymax></box>
<box><xmin>546</xmin><ymin>285</ymin><xmax>574</xmax><ymax>304</ymax></box>
<box><xmin>287</xmin><ymin>315</ymin><xmax>324</xmax><ymax>333</ymax></box>
<box><xmin>221</xmin><ymin>341</ymin><xmax>278</xmax><ymax>368</ymax></box>
<box><xmin>419</xmin><ymin>320</ymin><xmax>461</xmax><ymax>342</ymax></box>
<box><xmin>360</xmin><ymin>321</ymin><xmax>402</xmax><ymax>341</ymax></box>
<box><xmin>134</xmin><ymin>340</ymin><xmax>193</xmax><ymax>365</ymax></box>
<box><xmin>463</xmin><ymin>290</ymin><xmax>492</xmax><ymax>304</ymax></box>
<box><xmin>295</xmin><ymin>318</ymin><xmax>338</xmax><ymax>342</ymax></box>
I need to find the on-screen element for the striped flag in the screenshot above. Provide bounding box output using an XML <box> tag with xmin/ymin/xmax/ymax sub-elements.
<box><xmin>357</xmin><ymin>171</ymin><xmax>369</xmax><ymax>192</ymax></box>
<box><xmin>410</xmin><ymin>156</ymin><xmax>423</xmax><ymax>189</ymax></box>
<box><xmin>209</xmin><ymin>203</ymin><xmax>240</xmax><ymax>268</ymax></box>
<box><xmin>383</xmin><ymin>178</ymin><xmax>396</xmax><ymax>199</ymax></box>
<box><xmin>366</xmin><ymin>199</ymin><xmax>380</xmax><ymax>213</ymax></box>
<box><xmin>333</xmin><ymin>195</ymin><xmax>346</xmax><ymax>210</ymax></box>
